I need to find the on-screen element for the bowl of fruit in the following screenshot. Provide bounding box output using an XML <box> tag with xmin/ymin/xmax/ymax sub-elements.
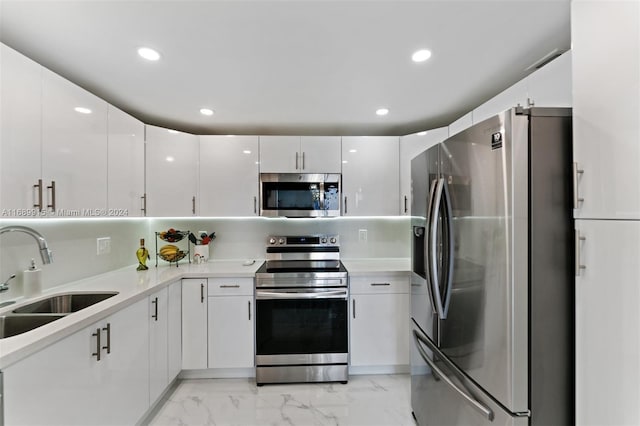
<box><xmin>158</xmin><ymin>244</ymin><xmax>187</xmax><ymax>262</ymax></box>
<box><xmin>158</xmin><ymin>228</ymin><xmax>187</xmax><ymax>243</ymax></box>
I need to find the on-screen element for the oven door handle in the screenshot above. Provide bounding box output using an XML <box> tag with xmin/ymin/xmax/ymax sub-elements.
<box><xmin>256</xmin><ymin>289</ymin><xmax>348</xmax><ymax>300</ymax></box>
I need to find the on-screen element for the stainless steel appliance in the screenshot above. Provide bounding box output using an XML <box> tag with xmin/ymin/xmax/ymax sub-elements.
<box><xmin>259</xmin><ymin>173</ymin><xmax>341</xmax><ymax>217</ymax></box>
<box><xmin>254</xmin><ymin>234</ymin><xmax>349</xmax><ymax>385</ymax></box>
<box><xmin>410</xmin><ymin>107</ymin><xmax>574</xmax><ymax>425</ymax></box>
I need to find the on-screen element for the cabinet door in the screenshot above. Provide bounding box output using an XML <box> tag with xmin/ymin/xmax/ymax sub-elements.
<box><xmin>3</xmin><ymin>322</ymin><xmax>103</xmax><ymax>425</ymax></box>
<box><xmin>572</xmin><ymin>1</ymin><xmax>640</xmax><ymax>219</ymax></box>
<box><xmin>341</xmin><ymin>136</ymin><xmax>399</xmax><ymax>216</ymax></box>
<box><xmin>350</xmin><ymin>293</ymin><xmax>410</xmax><ymax>367</ymax></box>
<box><xmin>145</xmin><ymin>125</ymin><xmax>199</xmax><ymax>217</ymax></box>
<box><xmin>0</xmin><ymin>44</ymin><xmax>42</xmax><ymax>213</ymax></box>
<box><xmin>167</xmin><ymin>280</ymin><xmax>182</xmax><ymax>382</ymax></box>
<box><xmin>399</xmin><ymin>128</ymin><xmax>448</xmax><ymax>215</ymax></box>
<box><xmin>575</xmin><ymin>220</ymin><xmax>640</xmax><ymax>425</ymax></box>
<box><xmin>149</xmin><ymin>287</ymin><xmax>169</xmax><ymax>403</ymax></box>
<box><xmin>207</xmin><ymin>295</ymin><xmax>254</xmax><ymax>369</ymax></box>
<box><xmin>199</xmin><ymin>135</ymin><xmax>259</xmax><ymax>216</ymax></box>
<box><xmin>182</xmin><ymin>278</ymin><xmax>208</xmax><ymax>369</ymax></box>
<box><xmin>258</xmin><ymin>135</ymin><xmax>300</xmax><ymax>173</ymax></box>
<box><xmin>107</xmin><ymin>105</ymin><xmax>145</xmax><ymax>216</ymax></box>
<box><xmin>42</xmin><ymin>68</ymin><xmax>108</xmax><ymax>213</ymax></box>
<box><xmin>100</xmin><ymin>298</ymin><xmax>150</xmax><ymax>424</ymax></box>
<box><xmin>300</xmin><ymin>136</ymin><xmax>342</xmax><ymax>173</ymax></box>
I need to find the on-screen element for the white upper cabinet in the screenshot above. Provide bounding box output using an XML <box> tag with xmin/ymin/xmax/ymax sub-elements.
<box><xmin>572</xmin><ymin>1</ymin><xmax>640</xmax><ymax>219</ymax></box>
<box><xmin>259</xmin><ymin>135</ymin><xmax>341</xmax><ymax>173</ymax></box>
<box><xmin>145</xmin><ymin>125</ymin><xmax>199</xmax><ymax>217</ymax></box>
<box><xmin>0</xmin><ymin>44</ymin><xmax>42</xmax><ymax>214</ymax></box>
<box><xmin>526</xmin><ymin>50</ymin><xmax>572</xmax><ymax>108</ymax></box>
<box><xmin>341</xmin><ymin>136</ymin><xmax>399</xmax><ymax>216</ymax></box>
<box><xmin>199</xmin><ymin>135</ymin><xmax>259</xmax><ymax>216</ymax></box>
<box><xmin>42</xmin><ymin>68</ymin><xmax>109</xmax><ymax>213</ymax></box>
<box><xmin>107</xmin><ymin>105</ymin><xmax>145</xmax><ymax>216</ymax></box>
<box><xmin>399</xmin><ymin>128</ymin><xmax>448</xmax><ymax>215</ymax></box>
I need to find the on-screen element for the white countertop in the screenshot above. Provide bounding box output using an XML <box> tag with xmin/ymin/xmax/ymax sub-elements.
<box><xmin>0</xmin><ymin>257</ymin><xmax>410</xmax><ymax>369</ymax></box>
<box><xmin>0</xmin><ymin>259</ymin><xmax>264</xmax><ymax>369</ymax></box>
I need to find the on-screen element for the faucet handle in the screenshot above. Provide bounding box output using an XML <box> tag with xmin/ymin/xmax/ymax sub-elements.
<box><xmin>0</xmin><ymin>274</ymin><xmax>16</xmax><ymax>292</ymax></box>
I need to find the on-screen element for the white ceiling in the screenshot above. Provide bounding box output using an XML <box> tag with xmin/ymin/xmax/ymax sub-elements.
<box><xmin>0</xmin><ymin>0</ymin><xmax>571</xmax><ymax>136</ymax></box>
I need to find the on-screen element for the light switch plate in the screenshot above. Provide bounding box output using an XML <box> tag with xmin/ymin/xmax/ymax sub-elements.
<box><xmin>358</xmin><ymin>229</ymin><xmax>368</xmax><ymax>243</ymax></box>
<box><xmin>97</xmin><ymin>237</ymin><xmax>111</xmax><ymax>255</ymax></box>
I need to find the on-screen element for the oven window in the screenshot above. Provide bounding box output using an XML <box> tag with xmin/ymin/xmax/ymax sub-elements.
<box><xmin>255</xmin><ymin>298</ymin><xmax>348</xmax><ymax>355</ymax></box>
<box><xmin>262</xmin><ymin>182</ymin><xmax>320</xmax><ymax>210</ymax></box>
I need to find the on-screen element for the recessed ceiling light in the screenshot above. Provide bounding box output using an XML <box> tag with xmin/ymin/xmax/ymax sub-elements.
<box><xmin>138</xmin><ymin>47</ymin><xmax>161</xmax><ymax>61</ymax></box>
<box><xmin>412</xmin><ymin>49</ymin><xmax>432</xmax><ymax>63</ymax></box>
<box><xmin>200</xmin><ymin>108</ymin><xmax>214</xmax><ymax>116</ymax></box>
<box><xmin>376</xmin><ymin>108</ymin><xmax>389</xmax><ymax>116</ymax></box>
<box><xmin>74</xmin><ymin>107</ymin><xmax>92</xmax><ymax>114</ymax></box>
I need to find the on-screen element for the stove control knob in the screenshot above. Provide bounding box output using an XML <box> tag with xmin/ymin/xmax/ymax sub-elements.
<box><xmin>269</xmin><ymin>237</ymin><xmax>277</xmax><ymax>245</ymax></box>
<box><xmin>321</xmin><ymin>237</ymin><xmax>327</xmax><ymax>244</ymax></box>
<box><xmin>278</xmin><ymin>238</ymin><xmax>286</xmax><ymax>245</ymax></box>
<box><xmin>330</xmin><ymin>237</ymin><xmax>337</xmax><ymax>244</ymax></box>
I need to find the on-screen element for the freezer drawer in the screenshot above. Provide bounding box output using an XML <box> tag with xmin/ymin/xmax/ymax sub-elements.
<box><xmin>411</xmin><ymin>321</ymin><xmax>528</xmax><ymax>426</ymax></box>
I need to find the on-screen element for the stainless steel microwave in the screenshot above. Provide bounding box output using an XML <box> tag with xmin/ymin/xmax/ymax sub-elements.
<box><xmin>259</xmin><ymin>173</ymin><xmax>341</xmax><ymax>217</ymax></box>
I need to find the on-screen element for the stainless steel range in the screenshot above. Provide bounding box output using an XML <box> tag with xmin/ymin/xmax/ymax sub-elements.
<box><xmin>254</xmin><ymin>234</ymin><xmax>349</xmax><ymax>385</ymax></box>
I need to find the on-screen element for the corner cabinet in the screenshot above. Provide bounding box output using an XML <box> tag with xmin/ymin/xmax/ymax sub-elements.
<box><xmin>182</xmin><ymin>278</ymin><xmax>208</xmax><ymax>369</ymax></box>
<box><xmin>349</xmin><ymin>273</ymin><xmax>410</xmax><ymax>373</ymax></box>
<box><xmin>199</xmin><ymin>136</ymin><xmax>259</xmax><ymax>216</ymax></box>
<box><xmin>572</xmin><ymin>1</ymin><xmax>640</xmax><ymax>220</ymax></box>
<box><xmin>399</xmin><ymin>128</ymin><xmax>448</xmax><ymax>215</ymax></box>
<box><xmin>3</xmin><ymin>298</ymin><xmax>150</xmax><ymax>425</ymax></box>
<box><xmin>341</xmin><ymin>136</ymin><xmax>399</xmax><ymax>216</ymax></box>
<box><xmin>145</xmin><ymin>125</ymin><xmax>199</xmax><ymax>217</ymax></box>
<box><xmin>259</xmin><ymin>135</ymin><xmax>342</xmax><ymax>173</ymax></box>
<box><xmin>207</xmin><ymin>278</ymin><xmax>254</xmax><ymax>373</ymax></box>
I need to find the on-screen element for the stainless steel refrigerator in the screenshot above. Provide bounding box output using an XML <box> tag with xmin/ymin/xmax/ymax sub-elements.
<box><xmin>410</xmin><ymin>107</ymin><xmax>574</xmax><ymax>425</ymax></box>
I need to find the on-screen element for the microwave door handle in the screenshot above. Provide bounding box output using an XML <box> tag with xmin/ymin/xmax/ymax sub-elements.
<box><xmin>425</xmin><ymin>179</ymin><xmax>438</xmax><ymax>314</ymax></box>
<box><xmin>430</xmin><ymin>178</ymin><xmax>447</xmax><ymax>320</ymax></box>
<box><xmin>412</xmin><ymin>329</ymin><xmax>494</xmax><ymax>421</ymax></box>
<box><xmin>441</xmin><ymin>179</ymin><xmax>455</xmax><ymax>318</ymax></box>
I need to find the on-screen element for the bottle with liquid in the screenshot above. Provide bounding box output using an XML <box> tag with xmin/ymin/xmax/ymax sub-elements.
<box><xmin>136</xmin><ymin>238</ymin><xmax>150</xmax><ymax>271</ymax></box>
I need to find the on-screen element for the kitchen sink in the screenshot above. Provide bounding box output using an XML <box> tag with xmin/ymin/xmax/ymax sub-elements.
<box><xmin>12</xmin><ymin>292</ymin><xmax>118</xmax><ymax>314</ymax></box>
<box><xmin>0</xmin><ymin>314</ymin><xmax>66</xmax><ymax>339</ymax></box>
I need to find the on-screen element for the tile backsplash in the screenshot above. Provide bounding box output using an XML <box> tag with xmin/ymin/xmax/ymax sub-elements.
<box><xmin>0</xmin><ymin>217</ymin><xmax>410</xmax><ymax>299</ymax></box>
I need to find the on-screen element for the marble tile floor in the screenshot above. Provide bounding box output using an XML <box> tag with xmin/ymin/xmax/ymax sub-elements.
<box><xmin>147</xmin><ymin>374</ymin><xmax>416</xmax><ymax>426</ymax></box>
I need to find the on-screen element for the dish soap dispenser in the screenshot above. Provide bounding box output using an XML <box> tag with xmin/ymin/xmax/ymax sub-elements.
<box><xmin>136</xmin><ymin>238</ymin><xmax>150</xmax><ymax>271</ymax></box>
<box><xmin>23</xmin><ymin>258</ymin><xmax>42</xmax><ymax>297</ymax></box>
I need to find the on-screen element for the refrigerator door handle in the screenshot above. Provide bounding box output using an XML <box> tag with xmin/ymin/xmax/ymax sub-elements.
<box><xmin>413</xmin><ymin>329</ymin><xmax>494</xmax><ymax>422</ymax></box>
<box><xmin>441</xmin><ymin>178</ymin><xmax>454</xmax><ymax>318</ymax></box>
<box><xmin>424</xmin><ymin>178</ymin><xmax>439</xmax><ymax>313</ymax></box>
<box><xmin>430</xmin><ymin>178</ymin><xmax>447</xmax><ymax>319</ymax></box>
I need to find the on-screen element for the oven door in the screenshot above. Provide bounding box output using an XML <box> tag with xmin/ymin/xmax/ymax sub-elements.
<box><xmin>255</xmin><ymin>287</ymin><xmax>348</xmax><ymax>364</ymax></box>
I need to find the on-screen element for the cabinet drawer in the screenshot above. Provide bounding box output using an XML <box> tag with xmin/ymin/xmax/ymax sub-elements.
<box><xmin>208</xmin><ymin>277</ymin><xmax>254</xmax><ymax>296</ymax></box>
<box><xmin>349</xmin><ymin>274</ymin><xmax>409</xmax><ymax>295</ymax></box>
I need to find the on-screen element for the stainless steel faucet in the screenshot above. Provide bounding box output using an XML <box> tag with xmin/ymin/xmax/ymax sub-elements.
<box><xmin>0</xmin><ymin>225</ymin><xmax>54</xmax><ymax>264</ymax></box>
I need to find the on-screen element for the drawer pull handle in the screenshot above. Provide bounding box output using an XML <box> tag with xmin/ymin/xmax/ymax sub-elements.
<box><xmin>102</xmin><ymin>323</ymin><xmax>111</xmax><ymax>354</ymax></box>
<box><xmin>220</xmin><ymin>284</ymin><xmax>240</xmax><ymax>288</ymax></box>
<box><xmin>92</xmin><ymin>328</ymin><xmax>101</xmax><ymax>361</ymax></box>
<box><xmin>370</xmin><ymin>283</ymin><xmax>391</xmax><ymax>286</ymax></box>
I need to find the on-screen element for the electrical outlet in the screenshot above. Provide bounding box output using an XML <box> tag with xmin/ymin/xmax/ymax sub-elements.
<box><xmin>358</xmin><ymin>229</ymin><xmax>368</xmax><ymax>243</ymax></box>
<box><xmin>97</xmin><ymin>237</ymin><xmax>111</xmax><ymax>255</ymax></box>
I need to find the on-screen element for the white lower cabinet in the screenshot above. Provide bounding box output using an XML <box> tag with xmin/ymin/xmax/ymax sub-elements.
<box><xmin>575</xmin><ymin>219</ymin><xmax>640</xmax><ymax>425</ymax></box>
<box><xmin>2</xmin><ymin>298</ymin><xmax>150</xmax><ymax>425</ymax></box>
<box><xmin>349</xmin><ymin>273</ymin><xmax>410</xmax><ymax>372</ymax></box>
<box><xmin>167</xmin><ymin>281</ymin><xmax>182</xmax><ymax>381</ymax></box>
<box><xmin>149</xmin><ymin>286</ymin><xmax>169</xmax><ymax>404</ymax></box>
<box><xmin>181</xmin><ymin>278</ymin><xmax>208</xmax><ymax>369</ymax></box>
<box><xmin>207</xmin><ymin>278</ymin><xmax>254</xmax><ymax>371</ymax></box>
